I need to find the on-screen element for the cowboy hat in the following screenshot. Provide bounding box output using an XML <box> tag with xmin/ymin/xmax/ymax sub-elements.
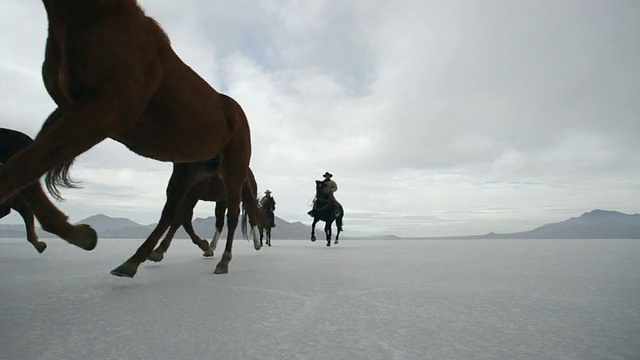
<box><xmin>264</xmin><ymin>189</ymin><xmax>272</xmax><ymax>194</ymax></box>
<box><xmin>323</xmin><ymin>172</ymin><xmax>333</xmax><ymax>178</ymax></box>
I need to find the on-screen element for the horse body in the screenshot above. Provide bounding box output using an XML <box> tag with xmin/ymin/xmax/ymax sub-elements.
<box><xmin>0</xmin><ymin>128</ymin><xmax>97</xmax><ymax>252</ymax></box>
<box><xmin>310</xmin><ymin>181</ymin><xmax>344</xmax><ymax>246</ymax></box>
<box><xmin>0</xmin><ymin>1</ymin><xmax>254</xmax><ymax>275</ymax></box>
<box><xmin>258</xmin><ymin>197</ymin><xmax>276</xmax><ymax>247</ymax></box>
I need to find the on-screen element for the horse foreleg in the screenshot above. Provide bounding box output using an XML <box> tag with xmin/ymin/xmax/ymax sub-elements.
<box><xmin>335</xmin><ymin>216</ymin><xmax>343</xmax><ymax>245</ymax></box>
<box><xmin>20</xmin><ymin>181</ymin><xmax>96</xmax><ymax>251</ymax></box>
<box><xmin>259</xmin><ymin>226</ymin><xmax>264</xmax><ymax>247</ymax></box>
<box><xmin>111</xmin><ymin>164</ymin><xmax>196</xmax><ymax>278</ymax></box>
<box><xmin>267</xmin><ymin>228</ymin><xmax>271</xmax><ymax>247</ymax></box>
<box><xmin>12</xmin><ymin>197</ymin><xmax>47</xmax><ymax>253</ymax></box>
<box><xmin>325</xmin><ymin>221</ymin><xmax>332</xmax><ymax>246</ymax></box>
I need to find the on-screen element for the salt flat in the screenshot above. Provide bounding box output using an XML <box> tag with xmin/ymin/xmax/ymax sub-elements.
<box><xmin>1</xmin><ymin>238</ymin><xmax>639</xmax><ymax>360</ymax></box>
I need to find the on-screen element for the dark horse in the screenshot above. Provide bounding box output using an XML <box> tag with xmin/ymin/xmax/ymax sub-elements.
<box><xmin>0</xmin><ymin>128</ymin><xmax>96</xmax><ymax>252</ymax></box>
<box><xmin>258</xmin><ymin>196</ymin><xmax>276</xmax><ymax>247</ymax></box>
<box><xmin>310</xmin><ymin>181</ymin><xmax>344</xmax><ymax>246</ymax></box>
<box><xmin>0</xmin><ymin>1</ymin><xmax>255</xmax><ymax>276</ymax></box>
<box><xmin>147</xmin><ymin>167</ymin><xmax>266</xmax><ymax>263</ymax></box>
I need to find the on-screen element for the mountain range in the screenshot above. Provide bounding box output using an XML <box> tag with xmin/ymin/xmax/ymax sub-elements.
<box><xmin>0</xmin><ymin>209</ymin><xmax>638</xmax><ymax>239</ymax></box>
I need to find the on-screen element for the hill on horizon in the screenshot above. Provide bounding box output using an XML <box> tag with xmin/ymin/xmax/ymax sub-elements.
<box><xmin>0</xmin><ymin>209</ymin><xmax>638</xmax><ymax>239</ymax></box>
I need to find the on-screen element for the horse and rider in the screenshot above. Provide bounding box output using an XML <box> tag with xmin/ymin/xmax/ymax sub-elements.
<box><xmin>259</xmin><ymin>189</ymin><xmax>276</xmax><ymax>246</ymax></box>
<box><xmin>308</xmin><ymin>172</ymin><xmax>340</xmax><ymax>218</ymax></box>
<box><xmin>308</xmin><ymin>172</ymin><xmax>344</xmax><ymax>246</ymax></box>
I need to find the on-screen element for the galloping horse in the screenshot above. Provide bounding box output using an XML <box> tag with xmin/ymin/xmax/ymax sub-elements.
<box><xmin>258</xmin><ymin>196</ymin><xmax>276</xmax><ymax>247</ymax></box>
<box><xmin>310</xmin><ymin>181</ymin><xmax>344</xmax><ymax>246</ymax></box>
<box><xmin>0</xmin><ymin>128</ymin><xmax>96</xmax><ymax>252</ymax></box>
<box><xmin>147</xmin><ymin>167</ymin><xmax>266</xmax><ymax>263</ymax></box>
<box><xmin>0</xmin><ymin>1</ymin><xmax>253</xmax><ymax>276</ymax></box>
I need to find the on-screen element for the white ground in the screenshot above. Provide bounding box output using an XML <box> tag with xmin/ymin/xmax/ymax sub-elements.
<box><xmin>1</xmin><ymin>238</ymin><xmax>639</xmax><ymax>360</ymax></box>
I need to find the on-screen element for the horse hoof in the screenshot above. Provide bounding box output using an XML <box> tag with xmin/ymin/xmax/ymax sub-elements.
<box><xmin>68</xmin><ymin>224</ymin><xmax>98</xmax><ymax>251</ymax></box>
<box><xmin>253</xmin><ymin>242</ymin><xmax>261</xmax><ymax>251</ymax></box>
<box><xmin>35</xmin><ymin>242</ymin><xmax>47</xmax><ymax>254</ymax></box>
<box><xmin>202</xmin><ymin>249</ymin><xmax>214</xmax><ymax>257</ymax></box>
<box><xmin>147</xmin><ymin>251</ymin><xmax>164</xmax><ymax>262</ymax></box>
<box><xmin>196</xmin><ymin>239</ymin><xmax>210</xmax><ymax>252</ymax></box>
<box><xmin>311</xmin><ymin>236</ymin><xmax>316</xmax><ymax>242</ymax></box>
<box><xmin>213</xmin><ymin>252</ymin><xmax>232</xmax><ymax>274</ymax></box>
<box><xmin>213</xmin><ymin>263</ymin><xmax>228</xmax><ymax>274</ymax></box>
<box><xmin>110</xmin><ymin>262</ymin><xmax>137</xmax><ymax>278</ymax></box>
<box><xmin>334</xmin><ymin>240</ymin><xmax>339</xmax><ymax>245</ymax></box>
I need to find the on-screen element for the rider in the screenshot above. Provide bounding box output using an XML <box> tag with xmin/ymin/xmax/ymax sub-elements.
<box><xmin>308</xmin><ymin>172</ymin><xmax>340</xmax><ymax>217</ymax></box>
<box><xmin>259</xmin><ymin>189</ymin><xmax>276</xmax><ymax>228</ymax></box>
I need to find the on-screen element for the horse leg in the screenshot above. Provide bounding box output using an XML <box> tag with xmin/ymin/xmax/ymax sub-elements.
<box><xmin>182</xmin><ymin>209</ymin><xmax>210</xmax><ymax>254</ymax></box>
<box><xmin>204</xmin><ymin>201</ymin><xmax>225</xmax><ymax>258</ymax></box>
<box><xmin>148</xmin><ymin>206</ymin><xmax>193</xmax><ymax>263</ymax></box>
<box><xmin>0</xmin><ymin>100</ymin><xmax>144</xmax><ymax>249</ymax></box>
<box><xmin>111</xmin><ymin>165</ymin><xmax>196</xmax><ymax>278</ymax></box>
<box><xmin>259</xmin><ymin>226</ymin><xmax>264</xmax><ymax>247</ymax></box>
<box><xmin>19</xmin><ymin>181</ymin><xmax>97</xmax><ymax>251</ymax></box>
<box><xmin>267</xmin><ymin>228</ymin><xmax>271</xmax><ymax>247</ymax></box>
<box><xmin>335</xmin><ymin>216</ymin><xmax>343</xmax><ymax>245</ymax></box>
<box><xmin>213</xmin><ymin>168</ymin><xmax>247</xmax><ymax>274</ymax></box>
<box><xmin>12</xmin><ymin>197</ymin><xmax>47</xmax><ymax>253</ymax></box>
<box><xmin>311</xmin><ymin>218</ymin><xmax>319</xmax><ymax>242</ymax></box>
<box><xmin>325</xmin><ymin>221</ymin><xmax>332</xmax><ymax>247</ymax></box>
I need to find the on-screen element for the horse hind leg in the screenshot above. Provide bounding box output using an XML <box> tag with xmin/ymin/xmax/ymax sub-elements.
<box><xmin>335</xmin><ymin>216</ymin><xmax>343</xmax><ymax>245</ymax></box>
<box><xmin>204</xmin><ymin>201</ymin><xmax>226</xmax><ymax>257</ymax></box>
<box><xmin>214</xmin><ymin>167</ymin><xmax>247</xmax><ymax>274</ymax></box>
<box><xmin>147</xmin><ymin>214</ymin><xmax>190</xmax><ymax>263</ymax></box>
<box><xmin>111</xmin><ymin>164</ymin><xmax>196</xmax><ymax>278</ymax></box>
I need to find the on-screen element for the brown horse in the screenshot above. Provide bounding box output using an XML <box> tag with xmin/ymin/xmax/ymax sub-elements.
<box><xmin>0</xmin><ymin>1</ymin><xmax>254</xmax><ymax>276</ymax></box>
<box><xmin>147</xmin><ymin>168</ymin><xmax>265</xmax><ymax>263</ymax></box>
<box><xmin>0</xmin><ymin>128</ymin><xmax>96</xmax><ymax>252</ymax></box>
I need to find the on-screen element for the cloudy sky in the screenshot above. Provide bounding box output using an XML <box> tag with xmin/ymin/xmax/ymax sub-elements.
<box><xmin>1</xmin><ymin>0</ymin><xmax>639</xmax><ymax>237</ymax></box>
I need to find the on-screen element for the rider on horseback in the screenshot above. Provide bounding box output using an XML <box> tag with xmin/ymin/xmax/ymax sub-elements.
<box><xmin>259</xmin><ymin>189</ymin><xmax>276</xmax><ymax>228</ymax></box>
<box><xmin>308</xmin><ymin>172</ymin><xmax>340</xmax><ymax>217</ymax></box>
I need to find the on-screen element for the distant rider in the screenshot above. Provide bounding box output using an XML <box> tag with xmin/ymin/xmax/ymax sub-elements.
<box><xmin>259</xmin><ymin>189</ymin><xmax>276</xmax><ymax>228</ymax></box>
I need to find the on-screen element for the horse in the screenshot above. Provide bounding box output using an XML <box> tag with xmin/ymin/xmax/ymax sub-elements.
<box><xmin>0</xmin><ymin>128</ymin><xmax>97</xmax><ymax>252</ymax></box>
<box><xmin>146</xmin><ymin>167</ymin><xmax>266</xmax><ymax>263</ymax></box>
<box><xmin>258</xmin><ymin>196</ymin><xmax>276</xmax><ymax>247</ymax></box>
<box><xmin>0</xmin><ymin>1</ymin><xmax>253</xmax><ymax>276</ymax></box>
<box><xmin>310</xmin><ymin>180</ymin><xmax>344</xmax><ymax>246</ymax></box>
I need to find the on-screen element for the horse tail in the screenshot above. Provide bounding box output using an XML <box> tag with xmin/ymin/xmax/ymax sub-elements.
<box><xmin>36</xmin><ymin>110</ymin><xmax>81</xmax><ymax>201</ymax></box>
<box><xmin>240</xmin><ymin>168</ymin><xmax>267</xmax><ymax>240</ymax></box>
<box><xmin>44</xmin><ymin>161</ymin><xmax>80</xmax><ymax>202</ymax></box>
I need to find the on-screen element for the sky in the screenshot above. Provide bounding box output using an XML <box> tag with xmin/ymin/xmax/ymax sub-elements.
<box><xmin>0</xmin><ymin>0</ymin><xmax>639</xmax><ymax>237</ymax></box>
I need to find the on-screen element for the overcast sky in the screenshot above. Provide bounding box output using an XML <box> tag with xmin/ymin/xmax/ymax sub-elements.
<box><xmin>1</xmin><ymin>0</ymin><xmax>639</xmax><ymax>237</ymax></box>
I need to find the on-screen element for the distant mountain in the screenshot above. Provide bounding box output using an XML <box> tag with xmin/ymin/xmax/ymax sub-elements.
<box><xmin>471</xmin><ymin>209</ymin><xmax>640</xmax><ymax>239</ymax></box>
<box><xmin>1</xmin><ymin>209</ymin><xmax>638</xmax><ymax>240</ymax></box>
